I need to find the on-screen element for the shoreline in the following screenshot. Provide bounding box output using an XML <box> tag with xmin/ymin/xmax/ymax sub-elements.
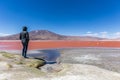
<box><xmin>0</xmin><ymin>48</ymin><xmax>120</xmax><ymax>80</ymax></box>
<box><xmin>1</xmin><ymin>47</ymin><xmax>120</xmax><ymax>54</ymax></box>
<box><xmin>0</xmin><ymin>47</ymin><xmax>120</xmax><ymax>73</ymax></box>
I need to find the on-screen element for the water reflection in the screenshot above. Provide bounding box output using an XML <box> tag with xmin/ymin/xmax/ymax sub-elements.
<box><xmin>28</xmin><ymin>49</ymin><xmax>60</xmax><ymax>63</ymax></box>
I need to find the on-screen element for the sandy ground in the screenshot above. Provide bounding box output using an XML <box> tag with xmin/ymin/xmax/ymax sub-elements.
<box><xmin>1</xmin><ymin>47</ymin><xmax>120</xmax><ymax>80</ymax></box>
<box><xmin>2</xmin><ymin>47</ymin><xmax>120</xmax><ymax>73</ymax></box>
<box><xmin>1</xmin><ymin>63</ymin><xmax>120</xmax><ymax>80</ymax></box>
<box><xmin>60</xmin><ymin>48</ymin><xmax>120</xmax><ymax>73</ymax></box>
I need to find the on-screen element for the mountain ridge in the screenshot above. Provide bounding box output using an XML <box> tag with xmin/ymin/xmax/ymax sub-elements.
<box><xmin>0</xmin><ymin>30</ymin><xmax>106</xmax><ymax>40</ymax></box>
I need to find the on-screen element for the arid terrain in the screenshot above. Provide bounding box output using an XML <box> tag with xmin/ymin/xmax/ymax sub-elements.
<box><xmin>60</xmin><ymin>48</ymin><xmax>120</xmax><ymax>73</ymax></box>
<box><xmin>0</xmin><ymin>40</ymin><xmax>120</xmax><ymax>80</ymax></box>
<box><xmin>0</xmin><ymin>49</ymin><xmax>120</xmax><ymax>80</ymax></box>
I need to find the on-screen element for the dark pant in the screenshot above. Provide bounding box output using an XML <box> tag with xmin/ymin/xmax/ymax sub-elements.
<box><xmin>22</xmin><ymin>41</ymin><xmax>29</xmax><ymax>58</ymax></box>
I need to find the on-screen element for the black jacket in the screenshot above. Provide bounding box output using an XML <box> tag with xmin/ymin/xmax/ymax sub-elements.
<box><xmin>20</xmin><ymin>31</ymin><xmax>29</xmax><ymax>42</ymax></box>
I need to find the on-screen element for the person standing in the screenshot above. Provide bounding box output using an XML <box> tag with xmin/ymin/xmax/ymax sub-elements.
<box><xmin>19</xmin><ymin>26</ymin><xmax>29</xmax><ymax>58</ymax></box>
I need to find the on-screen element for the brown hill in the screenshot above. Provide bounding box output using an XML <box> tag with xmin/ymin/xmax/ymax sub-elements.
<box><xmin>0</xmin><ymin>30</ymin><xmax>105</xmax><ymax>40</ymax></box>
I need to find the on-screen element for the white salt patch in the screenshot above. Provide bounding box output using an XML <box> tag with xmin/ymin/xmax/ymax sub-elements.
<box><xmin>74</xmin><ymin>54</ymin><xmax>100</xmax><ymax>62</ymax></box>
<box><xmin>29</xmin><ymin>75</ymin><xmax>85</xmax><ymax>80</ymax></box>
<box><xmin>0</xmin><ymin>73</ymin><xmax>12</xmax><ymax>80</ymax></box>
<box><xmin>0</xmin><ymin>62</ymin><xmax>10</xmax><ymax>70</ymax></box>
<box><xmin>52</xmin><ymin>75</ymin><xmax>84</xmax><ymax>80</ymax></box>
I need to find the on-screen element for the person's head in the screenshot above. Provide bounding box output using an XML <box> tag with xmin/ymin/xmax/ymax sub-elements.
<box><xmin>23</xmin><ymin>26</ymin><xmax>27</xmax><ymax>31</ymax></box>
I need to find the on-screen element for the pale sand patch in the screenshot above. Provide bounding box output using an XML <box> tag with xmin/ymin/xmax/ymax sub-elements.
<box><xmin>28</xmin><ymin>75</ymin><xmax>83</xmax><ymax>80</ymax></box>
<box><xmin>0</xmin><ymin>62</ymin><xmax>12</xmax><ymax>70</ymax></box>
<box><xmin>73</xmin><ymin>54</ymin><xmax>100</xmax><ymax>62</ymax></box>
<box><xmin>0</xmin><ymin>73</ymin><xmax>12</xmax><ymax>80</ymax></box>
<box><xmin>0</xmin><ymin>63</ymin><xmax>120</xmax><ymax>80</ymax></box>
<box><xmin>29</xmin><ymin>63</ymin><xmax>120</xmax><ymax>80</ymax></box>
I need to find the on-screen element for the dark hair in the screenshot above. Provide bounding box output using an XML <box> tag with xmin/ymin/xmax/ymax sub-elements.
<box><xmin>23</xmin><ymin>26</ymin><xmax>27</xmax><ymax>31</ymax></box>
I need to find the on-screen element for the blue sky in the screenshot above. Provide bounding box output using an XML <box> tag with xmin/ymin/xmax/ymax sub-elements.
<box><xmin>0</xmin><ymin>0</ymin><xmax>120</xmax><ymax>38</ymax></box>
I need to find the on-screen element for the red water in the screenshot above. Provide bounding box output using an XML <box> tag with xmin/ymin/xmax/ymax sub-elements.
<box><xmin>1</xmin><ymin>40</ymin><xmax>120</xmax><ymax>50</ymax></box>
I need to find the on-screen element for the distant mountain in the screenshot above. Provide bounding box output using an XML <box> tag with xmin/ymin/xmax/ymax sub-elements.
<box><xmin>0</xmin><ymin>30</ymin><xmax>105</xmax><ymax>40</ymax></box>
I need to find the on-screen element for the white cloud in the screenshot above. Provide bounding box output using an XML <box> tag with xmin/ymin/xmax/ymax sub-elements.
<box><xmin>112</xmin><ymin>32</ymin><xmax>120</xmax><ymax>38</ymax></box>
<box><xmin>100</xmin><ymin>31</ymin><xmax>108</xmax><ymax>38</ymax></box>
<box><xmin>100</xmin><ymin>31</ymin><xmax>108</xmax><ymax>34</ymax></box>
<box><xmin>0</xmin><ymin>33</ymin><xmax>11</xmax><ymax>37</ymax></box>
<box><xmin>86</xmin><ymin>31</ymin><xmax>92</xmax><ymax>34</ymax></box>
<box><xmin>83</xmin><ymin>31</ymin><xmax>120</xmax><ymax>39</ymax></box>
<box><xmin>83</xmin><ymin>31</ymin><xmax>108</xmax><ymax>38</ymax></box>
<box><xmin>83</xmin><ymin>32</ymin><xmax>98</xmax><ymax>37</ymax></box>
<box><xmin>114</xmin><ymin>32</ymin><xmax>120</xmax><ymax>36</ymax></box>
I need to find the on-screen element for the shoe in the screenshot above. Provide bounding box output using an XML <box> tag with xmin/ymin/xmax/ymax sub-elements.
<box><xmin>24</xmin><ymin>56</ymin><xmax>28</xmax><ymax>58</ymax></box>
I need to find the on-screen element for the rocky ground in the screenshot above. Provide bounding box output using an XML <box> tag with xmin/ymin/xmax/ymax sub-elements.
<box><xmin>0</xmin><ymin>51</ymin><xmax>45</xmax><ymax>80</ymax></box>
<box><xmin>0</xmin><ymin>48</ymin><xmax>120</xmax><ymax>80</ymax></box>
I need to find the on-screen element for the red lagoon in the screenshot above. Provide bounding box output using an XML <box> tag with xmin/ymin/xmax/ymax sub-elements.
<box><xmin>0</xmin><ymin>40</ymin><xmax>120</xmax><ymax>50</ymax></box>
